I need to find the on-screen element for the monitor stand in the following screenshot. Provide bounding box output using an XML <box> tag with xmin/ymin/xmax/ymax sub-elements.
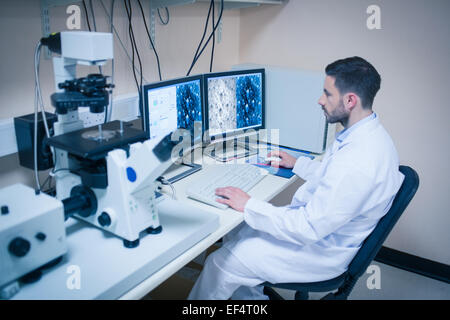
<box><xmin>207</xmin><ymin>139</ymin><xmax>258</xmax><ymax>162</ymax></box>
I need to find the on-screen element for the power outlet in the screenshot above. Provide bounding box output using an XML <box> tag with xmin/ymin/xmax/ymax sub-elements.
<box><xmin>78</xmin><ymin>107</ymin><xmax>106</xmax><ymax>128</ymax></box>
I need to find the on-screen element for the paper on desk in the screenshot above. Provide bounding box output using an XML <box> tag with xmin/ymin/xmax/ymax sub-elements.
<box><xmin>246</xmin><ymin>145</ymin><xmax>315</xmax><ymax>179</ymax></box>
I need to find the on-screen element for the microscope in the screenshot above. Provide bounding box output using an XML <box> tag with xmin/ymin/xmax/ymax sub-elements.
<box><xmin>42</xmin><ymin>31</ymin><xmax>179</xmax><ymax>247</ymax></box>
<box><xmin>1</xmin><ymin>32</ymin><xmax>184</xmax><ymax>298</ymax></box>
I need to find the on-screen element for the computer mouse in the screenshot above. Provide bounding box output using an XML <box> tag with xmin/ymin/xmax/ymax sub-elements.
<box><xmin>264</xmin><ymin>156</ymin><xmax>281</xmax><ymax>164</ymax></box>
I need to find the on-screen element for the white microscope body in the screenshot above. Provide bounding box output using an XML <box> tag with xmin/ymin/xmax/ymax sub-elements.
<box><xmin>0</xmin><ymin>185</ymin><xmax>66</xmax><ymax>299</ymax></box>
<box><xmin>73</xmin><ymin>134</ymin><xmax>179</xmax><ymax>247</ymax></box>
<box><xmin>44</xmin><ymin>31</ymin><xmax>181</xmax><ymax>246</ymax></box>
<box><xmin>50</xmin><ymin>31</ymin><xmax>114</xmax><ymax>202</ymax></box>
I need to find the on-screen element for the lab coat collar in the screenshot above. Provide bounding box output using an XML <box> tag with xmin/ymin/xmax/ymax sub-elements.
<box><xmin>336</xmin><ymin>112</ymin><xmax>378</xmax><ymax>144</ymax></box>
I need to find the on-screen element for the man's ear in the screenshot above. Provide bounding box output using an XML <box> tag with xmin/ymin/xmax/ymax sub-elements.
<box><xmin>344</xmin><ymin>92</ymin><xmax>358</xmax><ymax>111</ymax></box>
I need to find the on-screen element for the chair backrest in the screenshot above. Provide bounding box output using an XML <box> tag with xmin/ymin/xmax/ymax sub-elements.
<box><xmin>347</xmin><ymin>165</ymin><xmax>419</xmax><ymax>279</ymax></box>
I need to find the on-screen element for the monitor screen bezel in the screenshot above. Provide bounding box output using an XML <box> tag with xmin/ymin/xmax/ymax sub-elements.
<box><xmin>142</xmin><ymin>74</ymin><xmax>205</xmax><ymax>141</ymax></box>
<box><xmin>203</xmin><ymin>68</ymin><xmax>265</xmax><ymax>143</ymax></box>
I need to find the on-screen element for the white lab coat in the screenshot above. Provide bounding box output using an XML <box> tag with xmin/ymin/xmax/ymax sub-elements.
<box><xmin>189</xmin><ymin>114</ymin><xmax>404</xmax><ymax>299</ymax></box>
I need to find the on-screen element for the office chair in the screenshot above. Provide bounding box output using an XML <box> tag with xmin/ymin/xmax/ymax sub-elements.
<box><xmin>263</xmin><ymin>165</ymin><xmax>419</xmax><ymax>300</ymax></box>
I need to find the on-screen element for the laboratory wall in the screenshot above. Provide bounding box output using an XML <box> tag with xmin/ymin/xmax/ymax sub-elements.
<box><xmin>0</xmin><ymin>0</ymin><xmax>240</xmax><ymax>186</ymax></box>
<box><xmin>0</xmin><ymin>0</ymin><xmax>240</xmax><ymax>120</ymax></box>
<box><xmin>239</xmin><ymin>0</ymin><xmax>450</xmax><ymax>265</ymax></box>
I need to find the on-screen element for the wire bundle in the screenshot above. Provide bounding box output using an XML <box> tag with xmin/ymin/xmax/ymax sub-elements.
<box><xmin>187</xmin><ymin>0</ymin><xmax>224</xmax><ymax>76</ymax></box>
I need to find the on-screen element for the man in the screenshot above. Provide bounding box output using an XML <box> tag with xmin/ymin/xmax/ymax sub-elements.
<box><xmin>188</xmin><ymin>57</ymin><xmax>404</xmax><ymax>300</ymax></box>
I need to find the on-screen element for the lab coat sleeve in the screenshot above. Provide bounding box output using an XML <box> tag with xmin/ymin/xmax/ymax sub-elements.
<box><xmin>292</xmin><ymin>156</ymin><xmax>321</xmax><ymax>181</ymax></box>
<box><xmin>244</xmin><ymin>160</ymin><xmax>374</xmax><ymax>246</ymax></box>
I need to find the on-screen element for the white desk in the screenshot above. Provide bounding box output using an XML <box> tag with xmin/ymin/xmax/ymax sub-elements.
<box><xmin>118</xmin><ymin>153</ymin><xmax>300</xmax><ymax>299</ymax></box>
<box><xmin>9</xmin><ymin>147</ymin><xmax>302</xmax><ymax>300</ymax></box>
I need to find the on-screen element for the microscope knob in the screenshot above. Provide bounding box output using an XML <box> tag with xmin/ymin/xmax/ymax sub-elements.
<box><xmin>35</xmin><ymin>232</ymin><xmax>47</xmax><ymax>241</ymax></box>
<box><xmin>8</xmin><ymin>237</ymin><xmax>31</xmax><ymax>257</ymax></box>
<box><xmin>1</xmin><ymin>205</ymin><xmax>9</xmax><ymax>215</ymax></box>
<box><xmin>98</xmin><ymin>212</ymin><xmax>112</xmax><ymax>227</ymax></box>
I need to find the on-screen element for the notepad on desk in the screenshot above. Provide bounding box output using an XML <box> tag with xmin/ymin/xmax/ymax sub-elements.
<box><xmin>247</xmin><ymin>144</ymin><xmax>315</xmax><ymax>179</ymax></box>
<box><xmin>252</xmin><ymin>163</ymin><xmax>296</xmax><ymax>179</ymax></box>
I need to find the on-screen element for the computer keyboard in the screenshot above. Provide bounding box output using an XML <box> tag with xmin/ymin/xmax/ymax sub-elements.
<box><xmin>186</xmin><ymin>164</ymin><xmax>266</xmax><ymax>209</ymax></box>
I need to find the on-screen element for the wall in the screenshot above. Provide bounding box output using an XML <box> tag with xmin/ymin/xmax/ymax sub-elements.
<box><xmin>0</xmin><ymin>0</ymin><xmax>240</xmax><ymax>119</ymax></box>
<box><xmin>239</xmin><ymin>0</ymin><xmax>450</xmax><ymax>264</ymax></box>
<box><xmin>0</xmin><ymin>0</ymin><xmax>240</xmax><ymax>186</ymax></box>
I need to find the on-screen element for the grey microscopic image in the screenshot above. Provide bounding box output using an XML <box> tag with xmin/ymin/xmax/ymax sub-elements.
<box><xmin>208</xmin><ymin>78</ymin><xmax>237</xmax><ymax>134</ymax></box>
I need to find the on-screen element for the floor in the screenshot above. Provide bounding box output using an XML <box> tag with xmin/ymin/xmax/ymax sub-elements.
<box><xmin>278</xmin><ymin>262</ymin><xmax>450</xmax><ymax>300</ymax></box>
<box><xmin>143</xmin><ymin>250</ymin><xmax>450</xmax><ymax>300</ymax></box>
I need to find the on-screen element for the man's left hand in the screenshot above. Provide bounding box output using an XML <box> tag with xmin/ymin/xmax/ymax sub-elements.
<box><xmin>215</xmin><ymin>187</ymin><xmax>250</xmax><ymax>212</ymax></box>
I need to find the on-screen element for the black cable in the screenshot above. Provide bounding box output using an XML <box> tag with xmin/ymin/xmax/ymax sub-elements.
<box><xmin>130</xmin><ymin>1</ymin><xmax>143</xmax><ymax>96</ymax></box>
<box><xmin>131</xmin><ymin>0</ymin><xmax>143</xmax><ymax>92</ymax></box>
<box><xmin>124</xmin><ymin>0</ymin><xmax>143</xmax><ymax>118</ymax></box>
<box><xmin>123</xmin><ymin>1</ymin><xmax>138</xmax><ymax>92</ymax></box>
<box><xmin>187</xmin><ymin>1</ymin><xmax>214</xmax><ymax>76</ymax></box>
<box><xmin>136</xmin><ymin>0</ymin><xmax>163</xmax><ymax>81</ymax></box>
<box><xmin>192</xmin><ymin>0</ymin><xmax>223</xmax><ymax>72</ymax></box>
<box><xmin>124</xmin><ymin>1</ymin><xmax>141</xmax><ymax>92</ymax></box>
<box><xmin>104</xmin><ymin>0</ymin><xmax>115</xmax><ymax>123</ymax></box>
<box><xmin>100</xmin><ymin>0</ymin><xmax>148</xmax><ymax>82</ymax></box>
<box><xmin>187</xmin><ymin>0</ymin><xmax>224</xmax><ymax>76</ymax></box>
<box><xmin>157</xmin><ymin>7</ymin><xmax>170</xmax><ymax>25</ymax></box>
<box><xmin>82</xmin><ymin>0</ymin><xmax>92</xmax><ymax>31</ymax></box>
<box><xmin>210</xmin><ymin>0</ymin><xmax>215</xmax><ymax>72</ymax></box>
<box><xmin>89</xmin><ymin>0</ymin><xmax>97</xmax><ymax>31</ymax></box>
<box><xmin>123</xmin><ymin>0</ymin><xmax>138</xmax><ymax>92</ymax></box>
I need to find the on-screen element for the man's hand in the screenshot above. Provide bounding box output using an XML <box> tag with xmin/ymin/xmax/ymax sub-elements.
<box><xmin>215</xmin><ymin>187</ymin><xmax>250</xmax><ymax>212</ymax></box>
<box><xmin>267</xmin><ymin>150</ymin><xmax>297</xmax><ymax>169</ymax></box>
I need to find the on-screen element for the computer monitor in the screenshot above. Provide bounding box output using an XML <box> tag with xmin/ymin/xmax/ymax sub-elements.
<box><xmin>203</xmin><ymin>68</ymin><xmax>265</xmax><ymax>142</ymax></box>
<box><xmin>142</xmin><ymin>75</ymin><xmax>204</xmax><ymax>141</ymax></box>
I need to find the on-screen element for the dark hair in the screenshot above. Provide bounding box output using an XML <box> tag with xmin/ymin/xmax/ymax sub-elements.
<box><xmin>325</xmin><ymin>56</ymin><xmax>381</xmax><ymax>109</ymax></box>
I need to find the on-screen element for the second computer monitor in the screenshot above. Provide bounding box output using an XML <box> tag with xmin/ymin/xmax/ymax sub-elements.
<box><xmin>142</xmin><ymin>75</ymin><xmax>203</xmax><ymax>140</ymax></box>
<box><xmin>204</xmin><ymin>68</ymin><xmax>265</xmax><ymax>141</ymax></box>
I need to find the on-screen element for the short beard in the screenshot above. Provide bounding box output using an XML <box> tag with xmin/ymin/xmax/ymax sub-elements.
<box><xmin>325</xmin><ymin>99</ymin><xmax>349</xmax><ymax>125</ymax></box>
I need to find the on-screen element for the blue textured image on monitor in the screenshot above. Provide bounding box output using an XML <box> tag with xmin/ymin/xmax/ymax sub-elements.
<box><xmin>236</xmin><ymin>75</ymin><xmax>262</xmax><ymax>129</ymax></box>
<box><xmin>176</xmin><ymin>82</ymin><xmax>202</xmax><ymax>131</ymax></box>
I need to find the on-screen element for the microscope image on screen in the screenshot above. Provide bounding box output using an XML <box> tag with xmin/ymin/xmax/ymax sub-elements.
<box><xmin>236</xmin><ymin>75</ymin><xmax>262</xmax><ymax>129</ymax></box>
<box><xmin>207</xmin><ymin>72</ymin><xmax>263</xmax><ymax>137</ymax></box>
<box><xmin>145</xmin><ymin>78</ymin><xmax>202</xmax><ymax>140</ymax></box>
<box><xmin>176</xmin><ymin>82</ymin><xmax>202</xmax><ymax>131</ymax></box>
<box><xmin>207</xmin><ymin>78</ymin><xmax>237</xmax><ymax>134</ymax></box>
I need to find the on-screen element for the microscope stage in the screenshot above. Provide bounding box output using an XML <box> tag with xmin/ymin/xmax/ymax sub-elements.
<box><xmin>46</xmin><ymin>121</ymin><xmax>147</xmax><ymax>160</ymax></box>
